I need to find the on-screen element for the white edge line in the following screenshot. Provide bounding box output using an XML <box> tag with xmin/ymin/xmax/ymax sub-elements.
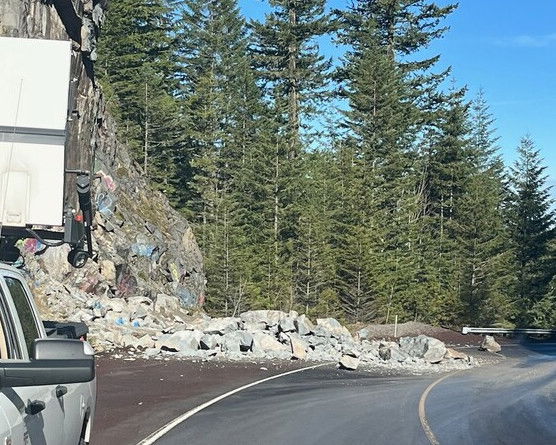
<box><xmin>418</xmin><ymin>371</ymin><xmax>459</xmax><ymax>445</ymax></box>
<box><xmin>137</xmin><ymin>362</ymin><xmax>331</xmax><ymax>445</ymax></box>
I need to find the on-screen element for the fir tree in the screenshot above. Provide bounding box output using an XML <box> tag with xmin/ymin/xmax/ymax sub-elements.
<box><xmin>176</xmin><ymin>0</ymin><xmax>264</xmax><ymax>313</ymax></box>
<box><xmin>250</xmin><ymin>0</ymin><xmax>331</xmax><ymax>153</ymax></box>
<box><xmin>294</xmin><ymin>150</ymin><xmax>339</xmax><ymax>314</ymax></box>
<box><xmin>456</xmin><ymin>91</ymin><xmax>515</xmax><ymax>326</ymax></box>
<box><xmin>509</xmin><ymin>136</ymin><xmax>555</xmax><ymax>325</ymax></box>
<box><xmin>336</xmin><ymin>0</ymin><xmax>457</xmax><ymax>123</ymax></box>
<box><xmin>98</xmin><ymin>0</ymin><xmax>182</xmax><ymax>189</ymax></box>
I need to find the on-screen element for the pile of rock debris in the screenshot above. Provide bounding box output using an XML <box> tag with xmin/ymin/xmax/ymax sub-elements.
<box><xmin>54</xmin><ymin>292</ymin><xmax>477</xmax><ymax>371</ymax></box>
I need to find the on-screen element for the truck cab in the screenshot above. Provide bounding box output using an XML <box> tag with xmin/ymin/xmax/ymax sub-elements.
<box><xmin>0</xmin><ymin>263</ymin><xmax>96</xmax><ymax>444</ymax></box>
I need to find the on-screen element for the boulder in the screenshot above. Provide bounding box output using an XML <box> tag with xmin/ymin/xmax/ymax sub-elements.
<box><xmin>399</xmin><ymin>335</ymin><xmax>447</xmax><ymax>363</ymax></box>
<box><xmin>155</xmin><ymin>294</ymin><xmax>182</xmax><ymax>313</ymax></box>
<box><xmin>288</xmin><ymin>334</ymin><xmax>308</xmax><ymax>360</ymax></box>
<box><xmin>242</xmin><ymin>321</ymin><xmax>267</xmax><ymax>332</ymax></box>
<box><xmin>341</xmin><ymin>343</ymin><xmax>361</xmax><ymax>358</ymax></box>
<box><xmin>359</xmin><ymin>350</ymin><xmax>378</xmax><ymax>363</ymax></box>
<box><xmin>313</xmin><ymin>325</ymin><xmax>332</xmax><ymax>338</ymax></box>
<box><xmin>105</xmin><ymin>298</ymin><xmax>127</xmax><ymax>313</ymax></box>
<box><xmin>204</xmin><ymin>317</ymin><xmax>240</xmax><ymax>335</ymax></box>
<box><xmin>121</xmin><ymin>334</ymin><xmax>139</xmax><ymax>348</ymax></box>
<box><xmin>278</xmin><ymin>332</ymin><xmax>290</xmax><ymax>344</ymax></box>
<box><xmin>444</xmin><ymin>348</ymin><xmax>468</xmax><ymax>360</ymax></box>
<box><xmin>130</xmin><ymin>304</ymin><xmax>150</xmax><ymax>320</ymax></box>
<box><xmin>99</xmin><ymin>259</ymin><xmax>117</xmax><ymax>283</ymax></box>
<box><xmin>136</xmin><ymin>334</ymin><xmax>155</xmax><ymax>349</ymax></box>
<box><xmin>278</xmin><ymin>317</ymin><xmax>296</xmax><ymax>333</ymax></box>
<box><xmin>339</xmin><ymin>354</ymin><xmax>360</xmax><ymax>370</ymax></box>
<box><xmin>378</xmin><ymin>345</ymin><xmax>392</xmax><ymax>361</ymax></box>
<box><xmin>390</xmin><ymin>347</ymin><xmax>410</xmax><ymax>363</ymax></box>
<box><xmin>356</xmin><ymin>327</ymin><xmax>372</xmax><ymax>341</ymax></box>
<box><xmin>221</xmin><ymin>331</ymin><xmax>254</xmax><ymax>353</ymax></box>
<box><xmin>187</xmin><ymin>315</ymin><xmax>212</xmax><ymax>331</ymax></box>
<box><xmin>143</xmin><ymin>348</ymin><xmax>160</xmax><ymax>357</ymax></box>
<box><xmin>200</xmin><ymin>334</ymin><xmax>220</xmax><ymax>350</ymax></box>
<box><xmin>361</xmin><ymin>340</ymin><xmax>381</xmax><ymax>352</ymax></box>
<box><xmin>240</xmin><ymin>310</ymin><xmax>288</xmax><ymax>327</ymax></box>
<box><xmin>100</xmin><ymin>329</ymin><xmax>123</xmax><ymax>346</ymax></box>
<box><xmin>316</xmin><ymin>318</ymin><xmax>352</xmax><ymax>340</ymax></box>
<box><xmin>294</xmin><ymin>315</ymin><xmax>314</xmax><ymax>336</ymax></box>
<box><xmin>252</xmin><ymin>332</ymin><xmax>289</xmax><ymax>355</ymax></box>
<box><xmin>155</xmin><ymin>330</ymin><xmax>200</xmax><ymax>352</ymax></box>
<box><xmin>127</xmin><ymin>296</ymin><xmax>153</xmax><ymax>307</ymax></box>
<box><xmin>307</xmin><ymin>345</ymin><xmax>339</xmax><ymax>362</ymax></box>
<box><xmin>105</xmin><ymin>311</ymin><xmax>131</xmax><ymax>326</ymax></box>
<box><xmin>378</xmin><ymin>341</ymin><xmax>409</xmax><ymax>362</ymax></box>
<box><xmin>479</xmin><ymin>335</ymin><xmax>501</xmax><ymax>353</ymax></box>
<box><xmin>92</xmin><ymin>301</ymin><xmax>107</xmax><ymax>318</ymax></box>
<box><xmin>306</xmin><ymin>334</ymin><xmax>327</xmax><ymax>347</ymax></box>
<box><xmin>70</xmin><ymin>309</ymin><xmax>94</xmax><ymax>323</ymax></box>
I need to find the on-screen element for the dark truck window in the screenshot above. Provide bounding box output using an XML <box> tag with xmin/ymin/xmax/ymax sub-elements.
<box><xmin>5</xmin><ymin>277</ymin><xmax>40</xmax><ymax>357</ymax></box>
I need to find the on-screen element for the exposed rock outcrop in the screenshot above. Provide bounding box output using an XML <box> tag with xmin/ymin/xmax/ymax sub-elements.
<box><xmin>1</xmin><ymin>1</ymin><xmax>205</xmax><ymax>312</ymax></box>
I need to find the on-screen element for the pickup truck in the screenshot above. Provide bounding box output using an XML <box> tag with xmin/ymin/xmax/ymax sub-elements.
<box><xmin>0</xmin><ymin>263</ymin><xmax>96</xmax><ymax>444</ymax></box>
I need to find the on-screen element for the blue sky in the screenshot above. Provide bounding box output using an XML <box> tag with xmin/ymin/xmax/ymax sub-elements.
<box><xmin>239</xmin><ymin>0</ymin><xmax>556</xmax><ymax>187</ymax></box>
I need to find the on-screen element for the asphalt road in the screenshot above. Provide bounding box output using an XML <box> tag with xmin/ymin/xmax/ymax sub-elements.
<box><xmin>92</xmin><ymin>358</ymin><xmax>308</xmax><ymax>444</ymax></box>
<box><xmin>152</xmin><ymin>343</ymin><xmax>556</xmax><ymax>445</ymax></box>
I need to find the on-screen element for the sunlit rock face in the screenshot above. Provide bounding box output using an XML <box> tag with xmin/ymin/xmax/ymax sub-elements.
<box><xmin>0</xmin><ymin>1</ymin><xmax>206</xmax><ymax>317</ymax></box>
<box><xmin>0</xmin><ymin>0</ymin><xmax>66</xmax><ymax>39</ymax></box>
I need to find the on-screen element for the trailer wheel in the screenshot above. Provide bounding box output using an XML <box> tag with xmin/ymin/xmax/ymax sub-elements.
<box><xmin>68</xmin><ymin>249</ymin><xmax>89</xmax><ymax>268</ymax></box>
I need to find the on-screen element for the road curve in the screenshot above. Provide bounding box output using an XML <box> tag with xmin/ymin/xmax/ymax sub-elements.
<box><xmin>151</xmin><ymin>343</ymin><xmax>556</xmax><ymax>445</ymax></box>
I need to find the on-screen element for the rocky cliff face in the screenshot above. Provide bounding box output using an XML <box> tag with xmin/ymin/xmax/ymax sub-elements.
<box><xmin>0</xmin><ymin>0</ymin><xmax>206</xmax><ymax>319</ymax></box>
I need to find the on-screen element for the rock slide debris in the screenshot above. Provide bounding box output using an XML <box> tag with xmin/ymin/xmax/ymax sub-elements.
<box><xmin>51</xmin><ymin>295</ymin><xmax>478</xmax><ymax>372</ymax></box>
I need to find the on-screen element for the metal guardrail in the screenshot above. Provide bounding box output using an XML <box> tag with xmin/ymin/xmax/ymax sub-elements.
<box><xmin>462</xmin><ymin>327</ymin><xmax>556</xmax><ymax>335</ymax></box>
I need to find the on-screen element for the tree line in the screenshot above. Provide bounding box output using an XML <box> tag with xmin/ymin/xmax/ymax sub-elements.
<box><xmin>97</xmin><ymin>0</ymin><xmax>556</xmax><ymax>328</ymax></box>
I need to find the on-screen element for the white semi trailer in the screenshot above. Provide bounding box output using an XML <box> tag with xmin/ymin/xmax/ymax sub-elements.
<box><xmin>0</xmin><ymin>36</ymin><xmax>93</xmax><ymax>267</ymax></box>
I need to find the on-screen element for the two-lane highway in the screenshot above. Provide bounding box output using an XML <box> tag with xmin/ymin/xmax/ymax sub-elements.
<box><xmin>146</xmin><ymin>343</ymin><xmax>556</xmax><ymax>445</ymax></box>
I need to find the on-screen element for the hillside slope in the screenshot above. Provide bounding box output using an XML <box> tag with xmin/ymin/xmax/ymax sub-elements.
<box><xmin>0</xmin><ymin>0</ymin><xmax>206</xmax><ymax>320</ymax></box>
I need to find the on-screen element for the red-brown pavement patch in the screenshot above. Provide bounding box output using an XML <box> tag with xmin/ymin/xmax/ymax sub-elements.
<box><xmin>91</xmin><ymin>356</ymin><xmax>310</xmax><ymax>445</ymax></box>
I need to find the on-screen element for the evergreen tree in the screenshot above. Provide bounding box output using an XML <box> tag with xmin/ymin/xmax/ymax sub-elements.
<box><xmin>98</xmin><ymin>0</ymin><xmax>183</xmax><ymax>194</ymax></box>
<box><xmin>529</xmin><ymin>271</ymin><xmax>556</xmax><ymax>328</ymax></box>
<box><xmin>333</xmin><ymin>0</ymin><xmax>460</xmax><ymax>324</ymax></box>
<box><xmin>335</xmin><ymin>20</ymin><xmax>417</xmax><ymax>322</ymax></box>
<box><xmin>336</xmin><ymin>0</ymin><xmax>457</xmax><ymax>122</ymax></box>
<box><xmin>176</xmin><ymin>0</ymin><xmax>264</xmax><ymax>313</ymax></box>
<box><xmin>248</xmin><ymin>0</ymin><xmax>332</xmax><ymax>311</ymax></box>
<box><xmin>455</xmin><ymin>91</ymin><xmax>515</xmax><ymax>326</ymax></box>
<box><xmin>509</xmin><ymin>136</ymin><xmax>555</xmax><ymax>325</ymax></box>
<box><xmin>250</xmin><ymin>0</ymin><xmax>331</xmax><ymax>153</ymax></box>
<box><xmin>294</xmin><ymin>150</ymin><xmax>339</xmax><ymax>314</ymax></box>
<box><xmin>332</xmin><ymin>137</ymin><xmax>382</xmax><ymax>321</ymax></box>
<box><xmin>418</xmin><ymin>84</ymin><xmax>472</xmax><ymax>324</ymax></box>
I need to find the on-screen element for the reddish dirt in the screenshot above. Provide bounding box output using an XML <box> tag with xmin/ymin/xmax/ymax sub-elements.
<box><xmin>91</xmin><ymin>356</ymin><xmax>308</xmax><ymax>444</ymax></box>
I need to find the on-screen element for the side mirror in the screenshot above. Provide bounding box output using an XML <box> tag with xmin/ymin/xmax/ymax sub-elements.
<box><xmin>0</xmin><ymin>339</ymin><xmax>95</xmax><ymax>388</ymax></box>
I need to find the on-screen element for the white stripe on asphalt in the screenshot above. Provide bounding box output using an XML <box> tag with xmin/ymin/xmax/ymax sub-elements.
<box><xmin>418</xmin><ymin>371</ymin><xmax>460</xmax><ymax>445</ymax></box>
<box><xmin>137</xmin><ymin>362</ymin><xmax>331</xmax><ymax>445</ymax></box>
